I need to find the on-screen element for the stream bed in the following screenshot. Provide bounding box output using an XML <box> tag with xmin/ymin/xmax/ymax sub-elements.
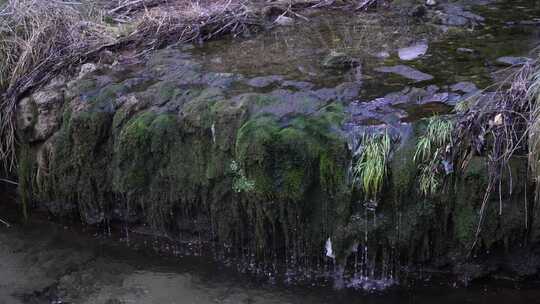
<box><xmin>1</xmin><ymin>218</ymin><xmax>540</xmax><ymax>304</ymax></box>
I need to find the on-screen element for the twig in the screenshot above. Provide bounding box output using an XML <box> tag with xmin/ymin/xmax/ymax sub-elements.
<box><xmin>0</xmin><ymin>218</ymin><xmax>11</xmax><ymax>228</ymax></box>
<box><xmin>108</xmin><ymin>0</ymin><xmax>144</xmax><ymax>14</ymax></box>
<box><xmin>0</xmin><ymin>178</ymin><xmax>18</xmax><ymax>185</ymax></box>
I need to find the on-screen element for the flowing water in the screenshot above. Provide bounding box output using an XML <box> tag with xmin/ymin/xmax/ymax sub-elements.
<box><xmin>2</xmin><ymin>0</ymin><xmax>540</xmax><ymax>303</ymax></box>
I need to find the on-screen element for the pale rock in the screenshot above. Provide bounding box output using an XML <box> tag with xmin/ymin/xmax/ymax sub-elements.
<box><xmin>275</xmin><ymin>15</ymin><xmax>294</xmax><ymax>26</ymax></box>
<box><xmin>78</xmin><ymin>63</ymin><xmax>98</xmax><ymax>79</ymax></box>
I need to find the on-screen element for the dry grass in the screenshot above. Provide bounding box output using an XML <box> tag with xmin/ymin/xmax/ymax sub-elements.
<box><xmin>527</xmin><ymin>63</ymin><xmax>540</xmax><ymax>204</ymax></box>
<box><xmin>0</xmin><ymin>0</ymin><xmax>116</xmax><ymax>171</ymax></box>
<box><xmin>121</xmin><ymin>0</ymin><xmax>259</xmax><ymax>53</ymax></box>
<box><xmin>452</xmin><ymin>55</ymin><xmax>540</xmax><ymax>251</ymax></box>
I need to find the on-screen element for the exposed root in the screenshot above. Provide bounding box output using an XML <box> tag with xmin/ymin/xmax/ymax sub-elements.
<box><xmin>0</xmin><ymin>178</ymin><xmax>18</xmax><ymax>185</ymax></box>
<box><xmin>0</xmin><ymin>218</ymin><xmax>11</xmax><ymax>228</ymax></box>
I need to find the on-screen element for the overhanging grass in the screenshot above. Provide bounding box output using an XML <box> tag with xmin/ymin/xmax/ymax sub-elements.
<box><xmin>451</xmin><ymin>53</ymin><xmax>540</xmax><ymax>251</ymax></box>
<box><xmin>0</xmin><ymin>0</ymin><xmax>116</xmax><ymax>170</ymax></box>
<box><xmin>353</xmin><ymin>131</ymin><xmax>391</xmax><ymax>201</ymax></box>
<box><xmin>414</xmin><ymin>116</ymin><xmax>454</xmax><ymax>197</ymax></box>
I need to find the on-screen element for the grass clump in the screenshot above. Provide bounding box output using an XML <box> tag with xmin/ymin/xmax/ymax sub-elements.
<box><xmin>0</xmin><ymin>0</ymin><xmax>115</xmax><ymax>170</ymax></box>
<box><xmin>353</xmin><ymin>131</ymin><xmax>391</xmax><ymax>202</ymax></box>
<box><xmin>414</xmin><ymin>116</ymin><xmax>454</xmax><ymax>197</ymax></box>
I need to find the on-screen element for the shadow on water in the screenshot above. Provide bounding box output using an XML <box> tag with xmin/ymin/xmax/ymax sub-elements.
<box><xmin>0</xmin><ymin>186</ymin><xmax>539</xmax><ymax>303</ymax></box>
<box><xmin>1</xmin><ymin>212</ymin><xmax>540</xmax><ymax>304</ymax></box>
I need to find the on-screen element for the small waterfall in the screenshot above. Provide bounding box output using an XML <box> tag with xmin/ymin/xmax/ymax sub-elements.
<box><xmin>325</xmin><ymin>237</ymin><xmax>335</xmax><ymax>259</ymax></box>
<box><xmin>211</xmin><ymin>122</ymin><xmax>216</xmax><ymax>144</ymax></box>
<box><xmin>343</xmin><ymin>204</ymin><xmax>397</xmax><ymax>291</ymax></box>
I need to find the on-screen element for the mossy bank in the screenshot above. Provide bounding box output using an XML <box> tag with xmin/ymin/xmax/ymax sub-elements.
<box><xmin>10</xmin><ymin>42</ymin><xmax>540</xmax><ymax>287</ymax></box>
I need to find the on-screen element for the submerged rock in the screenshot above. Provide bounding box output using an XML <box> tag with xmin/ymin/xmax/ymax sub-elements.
<box><xmin>451</xmin><ymin>81</ymin><xmax>479</xmax><ymax>94</ymax></box>
<box><xmin>374</xmin><ymin>50</ymin><xmax>391</xmax><ymax>59</ymax></box>
<box><xmin>375</xmin><ymin>65</ymin><xmax>434</xmax><ymax>82</ymax></box>
<box><xmin>398</xmin><ymin>42</ymin><xmax>429</xmax><ymax>61</ymax></box>
<box><xmin>456</xmin><ymin>47</ymin><xmax>476</xmax><ymax>54</ymax></box>
<box><xmin>432</xmin><ymin>4</ymin><xmax>485</xmax><ymax>27</ymax></box>
<box><xmin>247</xmin><ymin>75</ymin><xmax>284</xmax><ymax>88</ymax></box>
<box><xmin>495</xmin><ymin>56</ymin><xmax>533</xmax><ymax>67</ymax></box>
<box><xmin>281</xmin><ymin>80</ymin><xmax>315</xmax><ymax>90</ymax></box>
<box><xmin>321</xmin><ymin>50</ymin><xmax>360</xmax><ymax>69</ymax></box>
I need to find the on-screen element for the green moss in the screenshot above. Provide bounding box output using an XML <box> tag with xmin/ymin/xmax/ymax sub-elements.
<box><xmin>455</xmin><ymin>203</ymin><xmax>476</xmax><ymax>247</ymax></box>
<box><xmin>283</xmin><ymin>168</ymin><xmax>306</xmax><ymax>201</ymax></box>
<box><xmin>389</xmin><ymin>135</ymin><xmax>417</xmax><ymax>201</ymax></box>
<box><xmin>71</xmin><ymin>78</ymin><xmax>98</xmax><ymax>96</ymax></box>
<box><xmin>235</xmin><ymin>103</ymin><xmax>347</xmax><ymax>202</ymax></box>
<box><xmin>235</xmin><ymin>114</ymin><xmax>280</xmax><ymax>167</ymax></box>
<box><xmin>86</xmin><ymin>83</ymin><xmax>124</xmax><ymax>108</ymax></box>
<box><xmin>319</xmin><ymin>151</ymin><xmax>341</xmax><ymax>194</ymax></box>
<box><xmin>114</xmin><ymin>111</ymin><xmax>178</xmax><ymax>191</ymax></box>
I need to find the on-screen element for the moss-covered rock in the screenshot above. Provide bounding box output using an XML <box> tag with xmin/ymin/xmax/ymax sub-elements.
<box><xmin>15</xmin><ymin>46</ymin><xmax>537</xmax><ymax>284</ymax></box>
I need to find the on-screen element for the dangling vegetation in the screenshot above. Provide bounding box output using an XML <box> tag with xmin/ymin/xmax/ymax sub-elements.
<box><xmin>527</xmin><ymin>63</ymin><xmax>540</xmax><ymax>204</ymax></box>
<box><xmin>230</xmin><ymin>160</ymin><xmax>255</xmax><ymax>193</ymax></box>
<box><xmin>353</xmin><ymin>131</ymin><xmax>391</xmax><ymax>202</ymax></box>
<box><xmin>450</xmin><ymin>55</ymin><xmax>540</xmax><ymax>251</ymax></box>
<box><xmin>414</xmin><ymin>116</ymin><xmax>454</xmax><ymax>196</ymax></box>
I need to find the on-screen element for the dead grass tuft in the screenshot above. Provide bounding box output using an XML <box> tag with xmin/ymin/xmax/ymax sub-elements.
<box><xmin>121</xmin><ymin>0</ymin><xmax>258</xmax><ymax>53</ymax></box>
<box><xmin>0</xmin><ymin>0</ymin><xmax>116</xmax><ymax>170</ymax></box>
<box><xmin>452</xmin><ymin>54</ymin><xmax>540</xmax><ymax>252</ymax></box>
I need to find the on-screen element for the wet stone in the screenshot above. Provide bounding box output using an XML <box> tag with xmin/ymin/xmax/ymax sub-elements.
<box><xmin>275</xmin><ymin>15</ymin><xmax>294</xmax><ymax>26</ymax></box>
<box><xmin>374</xmin><ymin>65</ymin><xmax>434</xmax><ymax>82</ymax></box>
<box><xmin>281</xmin><ymin>80</ymin><xmax>315</xmax><ymax>90</ymax></box>
<box><xmin>398</xmin><ymin>42</ymin><xmax>428</xmax><ymax>61</ymax></box>
<box><xmin>313</xmin><ymin>82</ymin><xmax>361</xmax><ymax>102</ymax></box>
<box><xmin>433</xmin><ymin>4</ymin><xmax>485</xmax><ymax>27</ymax></box>
<box><xmin>457</xmin><ymin>47</ymin><xmax>476</xmax><ymax>54</ymax></box>
<box><xmin>202</xmin><ymin>72</ymin><xmax>240</xmax><ymax>89</ymax></box>
<box><xmin>374</xmin><ymin>50</ymin><xmax>391</xmax><ymax>59</ymax></box>
<box><xmin>451</xmin><ymin>81</ymin><xmax>479</xmax><ymax>94</ymax></box>
<box><xmin>518</xmin><ymin>19</ymin><xmax>540</xmax><ymax>26</ymax></box>
<box><xmin>247</xmin><ymin>75</ymin><xmax>284</xmax><ymax>88</ymax></box>
<box><xmin>495</xmin><ymin>56</ymin><xmax>533</xmax><ymax>67</ymax></box>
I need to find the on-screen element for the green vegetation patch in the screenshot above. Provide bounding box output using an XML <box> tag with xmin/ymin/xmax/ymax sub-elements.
<box><xmin>235</xmin><ymin>103</ymin><xmax>348</xmax><ymax>201</ymax></box>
